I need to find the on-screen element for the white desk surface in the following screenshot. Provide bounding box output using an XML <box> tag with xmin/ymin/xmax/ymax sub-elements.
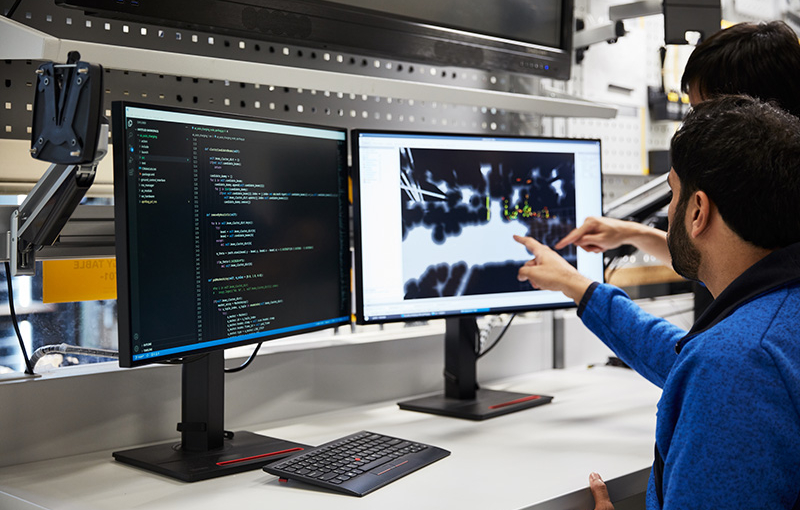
<box><xmin>0</xmin><ymin>367</ymin><xmax>660</xmax><ymax>510</ymax></box>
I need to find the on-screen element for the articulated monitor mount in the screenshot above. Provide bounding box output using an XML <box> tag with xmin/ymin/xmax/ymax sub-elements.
<box><xmin>6</xmin><ymin>52</ymin><xmax>107</xmax><ymax>276</ymax></box>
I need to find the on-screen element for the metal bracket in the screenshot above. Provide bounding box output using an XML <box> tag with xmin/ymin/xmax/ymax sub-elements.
<box><xmin>3</xmin><ymin>53</ymin><xmax>109</xmax><ymax>276</ymax></box>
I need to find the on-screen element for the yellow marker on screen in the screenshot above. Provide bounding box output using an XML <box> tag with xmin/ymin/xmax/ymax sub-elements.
<box><xmin>42</xmin><ymin>259</ymin><xmax>117</xmax><ymax>304</ymax></box>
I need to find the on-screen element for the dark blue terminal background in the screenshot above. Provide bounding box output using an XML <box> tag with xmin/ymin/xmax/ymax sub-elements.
<box><xmin>120</xmin><ymin>106</ymin><xmax>349</xmax><ymax>363</ymax></box>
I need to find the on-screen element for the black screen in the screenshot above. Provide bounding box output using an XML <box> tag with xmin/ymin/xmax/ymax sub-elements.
<box><xmin>114</xmin><ymin>102</ymin><xmax>350</xmax><ymax>366</ymax></box>
<box><xmin>324</xmin><ymin>0</ymin><xmax>563</xmax><ymax>48</ymax></box>
<box><xmin>55</xmin><ymin>0</ymin><xmax>573</xmax><ymax>79</ymax></box>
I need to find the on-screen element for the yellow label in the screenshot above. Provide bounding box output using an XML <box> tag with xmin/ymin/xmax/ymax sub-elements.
<box><xmin>42</xmin><ymin>258</ymin><xmax>117</xmax><ymax>304</ymax></box>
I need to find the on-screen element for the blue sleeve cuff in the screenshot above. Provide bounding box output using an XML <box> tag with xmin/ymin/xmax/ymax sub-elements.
<box><xmin>577</xmin><ymin>281</ymin><xmax>600</xmax><ymax>318</ymax></box>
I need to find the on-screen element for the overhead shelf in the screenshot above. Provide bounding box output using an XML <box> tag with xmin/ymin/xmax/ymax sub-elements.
<box><xmin>0</xmin><ymin>16</ymin><xmax>617</xmax><ymax>119</ymax></box>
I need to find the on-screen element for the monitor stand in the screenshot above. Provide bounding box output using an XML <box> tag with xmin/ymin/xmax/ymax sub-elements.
<box><xmin>113</xmin><ymin>351</ymin><xmax>309</xmax><ymax>482</ymax></box>
<box><xmin>399</xmin><ymin>317</ymin><xmax>553</xmax><ymax>420</ymax></box>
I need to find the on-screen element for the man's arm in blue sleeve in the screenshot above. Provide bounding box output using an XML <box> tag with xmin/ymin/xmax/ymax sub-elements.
<box><xmin>578</xmin><ymin>283</ymin><xmax>686</xmax><ymax>388</ymax></box>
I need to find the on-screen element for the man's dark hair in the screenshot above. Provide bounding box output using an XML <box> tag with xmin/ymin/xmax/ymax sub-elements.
<box><xmin>670</xmin><ymin>95</ymin><xmax>800</xmax><ymax>249</ymax></box>
<box><xmin>681</xmin><ymin>21</ymin><xmax>800</xmax><ymax>117</ymax></box>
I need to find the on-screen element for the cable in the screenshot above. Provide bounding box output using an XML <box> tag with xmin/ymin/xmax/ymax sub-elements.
<box><xmin>5</xmin><ymin>0</ymin><xmax>23</xmax><ymax>18</ymax></box>
<box><xmin>29</xmin><ymin>343</ymin><xmax>118</xmax><ymax>369</ymax></box>
<box><xmin>155</xmin><ymin>345</ymin><xmax>263</xmax><ymax>371</ymax></box>
<box><xmin>477</xmin><ymin>315</ymin><xmax>503</xmax><ymax>353</ymax></box>
<box><xmin>157</xmin><ymin>357</ymin><xmax>195</xmax><ymax>365</ymax></box>
<box><xmin>4</xmin><ymin>262</ymin><xmax>34</xmax><ymax>375</ymax></box>
<box><xmin>224</xmin><ymin>342</ymin><xmax>262</xmax><ymax>373</ymax></box>
<box><xmin>476</xmin><ymin>314</ymin><xmax>516</xmax><ymax>360</ymax></box>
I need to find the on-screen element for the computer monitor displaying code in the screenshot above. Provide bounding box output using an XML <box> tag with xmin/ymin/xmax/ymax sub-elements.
<box><xmin>114</xmin><ymin>102</ymin><xmax>350</xmax><ymax>366</ymax></box>
<box><xmin>352</xmin><ymin>131</ymin><xmax>604</xmax><ymax>324</ymax></box>
<box><xmin>111</xmin><ymin>102</ymin><xmax>350</xmax><ymax>481</ymax></box>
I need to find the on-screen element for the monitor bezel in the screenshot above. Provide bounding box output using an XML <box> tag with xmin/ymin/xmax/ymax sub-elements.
<box><xmin>55</xmin><ymin>0</ymin><xmax>574</xmax><ymax>80</ymax></box>
<box><xmin>350</xmin><ymin>129</ymin><xmax>603</xmax><ymax>325</ymax></box>
<box><xmin>112</xmin><ymin>101</ymin><xmax>351</xmax><ymax>367</ymax></box>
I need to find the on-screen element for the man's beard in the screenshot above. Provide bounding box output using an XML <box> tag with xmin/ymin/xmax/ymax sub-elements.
<box><xmin>667</xmin><ymin>202</ymin><xmax>702</xmax><ymax>281</ymax></box>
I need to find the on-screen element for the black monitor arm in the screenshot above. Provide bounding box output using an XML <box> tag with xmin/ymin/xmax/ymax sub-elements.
<box><xmin>10</xmin><ymin>124</ymin><xmax>107</xmax><ymax>276</ymax></box>
<box><xmin>4</xmin><ymin>53</ymin><xmax>107</xmax><ymax>276</ymax></box>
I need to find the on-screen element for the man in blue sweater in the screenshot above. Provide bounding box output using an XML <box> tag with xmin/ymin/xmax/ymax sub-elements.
<box><xmin>514</xmin><ymin>95</ymin><xmax>800</xmax><ymax>509</ymax></box>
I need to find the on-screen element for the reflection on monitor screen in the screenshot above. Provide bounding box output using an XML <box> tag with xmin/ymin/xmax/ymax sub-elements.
<box><xmin>112</xmin><ymin>101</ymin><xmax>350</xmax><ymax>480</ymax></box>
<box><xmin>353</xmin><ymin>131</ymin><xmax>604</xmax><ymax>324</ymax></box>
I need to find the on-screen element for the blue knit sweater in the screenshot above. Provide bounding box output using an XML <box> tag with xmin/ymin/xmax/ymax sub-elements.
<box><xmin>579</xmin><ymin>243</ymin><xmax>800</xmax><ymax>509</ymax></box>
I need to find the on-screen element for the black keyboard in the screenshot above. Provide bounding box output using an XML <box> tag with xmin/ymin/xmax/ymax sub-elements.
<box><xmin>263</xmin><ymin>430</ymin><xmax>450</xmax><ymax>496</ymax></box>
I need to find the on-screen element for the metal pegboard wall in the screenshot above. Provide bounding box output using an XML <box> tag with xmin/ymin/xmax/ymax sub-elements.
<box><xmin>601</xmin><ymin>173</ymin><xmax>654</xmax><ymax>206</ymax></box>
<box><xmin>567</xmin><ymin>0</ymin><xmax>650</xmax><ymax>207</ymax></box>
<box><xmin>2</xmin><ymin>61</ymin><xmax>515</xmax><ymax>138</ymax></box>
<box><xmin>555</xmin><ymin>3</ymin><xmax>680</xmax><ymax>180</ymax></box>
<box><xmin>644</xmin><ymin>14</ymin><xmax>681</xmax><ymax>154</ymax></box>
<box><xmin>730</xmin><ymin>0</ymin><xmax>782</xmax><ymax>20</ymax></box>
<box><xmin>566</xmin><ymin>108</ymin><xmax>645</xmax><ymax>175</ymax></box>
<box><xmin>644</xmin><ymin>15</ymin><xmax>665</xmax><ymax>89</ymax></box>
<box><xmin>0</xmin><ymin>0</ymin><xmax>542</xmax><ymax>141</ymax></box>
<box><xmin>648</xmin><ymin>120</ymin><xmax>680</xmax><ymax>153</ymax></box>
<box><xmin>548</xmin><ymin>0</ymin><xmax>648</xmax><ymax>176</ymax></box>
<box><xmin>567</xmin><ymin>0</ymin><xmax>591</xmax><ymax>101</ymax></box>
<box><xmin>2</xmin><ymin>60</ymin><xmax>37</xmax><ymax>138</ymax></box>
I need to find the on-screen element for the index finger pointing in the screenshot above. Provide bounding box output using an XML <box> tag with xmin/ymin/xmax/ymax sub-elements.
<box><xmin>555</xmin><ymin>223</ymin><xmax>591</xmax><ymax>250</ymax></box>
<box><xmin>513</xmin><ymin>234</ymin><xmax>544</xmax><ymax>255</ymax></box>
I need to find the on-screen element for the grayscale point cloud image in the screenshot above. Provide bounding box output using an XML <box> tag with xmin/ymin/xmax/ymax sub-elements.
<box><xmin>400</xmin><ymin>147</ymin><xmax>577</xmax><ymax>300</ymax></box>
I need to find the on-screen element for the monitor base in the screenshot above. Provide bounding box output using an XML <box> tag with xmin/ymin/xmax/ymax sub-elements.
<box><xmin>113</xmin><ymin>431</ymin><xmax>308</xmax><ymax>482</ymax></box>
<box><xmin>398</xmin><ymin>388</ymin><xmax>553</xmax><ymax>421</ymax></box>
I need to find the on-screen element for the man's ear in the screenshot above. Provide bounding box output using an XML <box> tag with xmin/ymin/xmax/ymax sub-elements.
<box><xmin>689</xmin><ymin>190</ymin><xmax>712</xmax><ymax>238</ymax></box>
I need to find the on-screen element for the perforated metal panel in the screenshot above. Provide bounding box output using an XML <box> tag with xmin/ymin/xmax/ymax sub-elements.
<box><xmin>732</xmin><ymin>0</ymin><xmax>782</xmax><ymax>19</ymax></box>
<box><xmin>1</xmin><ymin>0</ymin><xmax>545</xmax><ymax>144</ymax></box>
<box><xmin>643</xmin><ymin>15</ymin><xmax>666</xmax><ymax>88</ymax></box>
<box><xmin>568</xmin><ymin>108</ymin><xmax>645</xmax><ymax>174</ymax></box>
<box><xmin>643</xmin><ymin>14</ymin><xmax>683</xmax><ymax>158</ymax></box>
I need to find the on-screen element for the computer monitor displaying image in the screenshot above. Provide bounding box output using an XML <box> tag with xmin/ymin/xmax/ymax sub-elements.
<box><xmin>352</xmin><ymin>130</ymin><xmax>604</xmax><ymax>419</ymax></box>
<box><xmin>352</xmin><ymin>131</ymin><xmax>604</xmax><ymax>324</ymax></box>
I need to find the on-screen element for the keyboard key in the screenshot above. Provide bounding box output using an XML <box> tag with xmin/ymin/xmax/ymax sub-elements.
<box><xmin>263</xmin><ymin>431</ymin><xmax>450</xmax><ymax>497</ymax></box>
